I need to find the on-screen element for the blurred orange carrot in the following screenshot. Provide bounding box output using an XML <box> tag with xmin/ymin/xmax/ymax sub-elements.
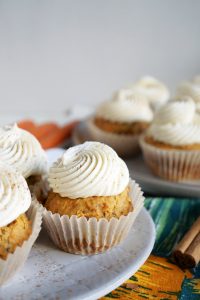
<box><xmin>35</xmin><ymin>123</ymin><xmax>59</xmax><ymax>140</ymax></box>
<box><xmin>18</xmin><ymin>120</ymin><xmax>38</xmax><ymax>135</ymax></box>
<box><xmin>40</xmin><ymin>121</ymin><xmax>79</xmax><ymax>149</ymax></box>
<box><xmin>18</xmin><ymin>120</ymin><xmax>35</xmax><ymax>130</ymax></box>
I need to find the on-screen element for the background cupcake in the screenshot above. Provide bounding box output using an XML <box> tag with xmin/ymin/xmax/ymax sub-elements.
<box><xmin>176</xmin><ymin>76</ymin><xmax>200</xmax><ymax>113</ymax></box>
<box><xmin>87</xmin><ymin>89</ymin><xmax>153</xmax><ymax>157</ymax></box>
<box><xmin>140</xmin><ymin>97</ymin><xmax>200</xmax><ymax>181</ymax></box>
<box><xmin>0</xmin><ymin>163</ymin><xmax>42</xmax><ymax>285</ymax></box>
<box><xmin>129</xmin><ymin>76</ymin><xmax>170</xmax><ymax>111</ymax></box>
<box><xmin>0</xmin><ymin>123</ymin><xmax>47</xmax><ymax>182</ymax></box>
<box><xmin>42</xmin><ymin>141</ymin><xmax>144</xmax><ymax>255</ymax></box>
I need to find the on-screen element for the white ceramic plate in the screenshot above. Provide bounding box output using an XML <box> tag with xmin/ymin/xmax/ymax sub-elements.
<box><xmin>0</xmin><ymin>209</ymin><xmax>155</xmax><ymax>300</ymax></box>
<box><xmin>72</xmin><ymin>121</ymin><xmax>200</xmax><ymax>198</ymax></box>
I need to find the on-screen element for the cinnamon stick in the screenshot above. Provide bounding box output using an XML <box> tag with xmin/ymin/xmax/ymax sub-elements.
<box><xmin>184</xmin><ymin>232</ymin><xmax>200</xmax><ymax>267</ymax></box>
<box><xmin>173</xmin><ymin>217</ymin><xmax>200</xmax><ymax>268</ymax></box>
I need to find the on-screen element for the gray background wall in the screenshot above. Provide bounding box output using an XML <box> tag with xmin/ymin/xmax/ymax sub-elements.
<box><xmin>0</xmin><ymin>0</ymin><xmax>200</xmax><ymax>113</ymax></box>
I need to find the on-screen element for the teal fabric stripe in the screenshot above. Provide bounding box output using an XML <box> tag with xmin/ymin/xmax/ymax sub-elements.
<box><xmin>145</xmin><ymin>198</ymin><xmax>200</xmax><ymax>256</ymax></box>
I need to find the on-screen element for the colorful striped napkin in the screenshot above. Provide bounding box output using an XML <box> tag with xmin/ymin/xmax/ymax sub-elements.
<box><xmin>102</xmin><ymin>197</ymin><xmax>200</xmax><ymax>300</ymax></box>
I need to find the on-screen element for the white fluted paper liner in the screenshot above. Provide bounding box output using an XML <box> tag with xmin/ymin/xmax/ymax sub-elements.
<box><xmin>41</xmin><ymin>179</ymin><xmax>144</xmax><ymax>255</ymax></box>
<box><xmin>140</xmin><ymin>135</ymin><xmax>200</xmax><ymax>181</ymax></box>
<box><xmin>0</xmin><ymin>197</ymin><xmax>43</xmax><ymax>286</ymax></box>
<box><xmin>86</xmin><ymin>118</ymin><xmax>141</xmax><ymax>157</ymax></box>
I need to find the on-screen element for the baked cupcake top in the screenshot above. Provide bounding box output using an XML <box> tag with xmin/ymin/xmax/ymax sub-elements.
<box><xmin>48</xmin><ymin>141</ymin><xmax>129</xmax><ymax>199</ymax></box>
<box><xmin>0</xmin><ymin>123</ymin><xmax>47</xmax><ymax>178</ymax></box>
<box><xmin>0</xmin><ymin>163</ymin><xmax>31</xmax><ymax>227</ymax></box>
<box><xmin>96</xmin><ymin>89</ymin><xmax>153</xmax><ymax>123</ymax></box>
<box><xmin>130</xmin><ymin>76</ymin><xmax>170</xmax><ymax>110</ymax></box>
<box><xmin>147</xmin><ymin>98</ymin><xmax>200</xmax><ymax>146</ymax></box>
<box><xmin>176</xmin><ymin>77</ymin><xmax>200</xmax><ymax>108</ymax></box>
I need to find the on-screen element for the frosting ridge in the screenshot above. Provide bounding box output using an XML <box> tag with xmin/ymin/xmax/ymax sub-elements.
<box><xmin>130</xmin><ymin>76</ymin><xmax>170</xmax><ymax>110</ymax></box>
<box><xmin>0</xmin><ymin>123</ymin><xmax>47</xmax><ymax>178</ymax></box>
<box><xmin>96</xmin><ymin>89</ymin><xmax>153</xmax><ymax>123</ymax></box>
<box><xmin>49</xmin><ymin>141</ymin><xmax>129</xmax><ymax>198</ymax></box>
<box><xmin>0</xmin><ymin>163</ymin><xmax>31</xmax><ymax>227</ymax></box>
<box><xmin>147</xmin><ymin>98</ymin><xmax>200</xmax><ymax>145</ymax></box>
<box><xmin>177</xmin><ymin>79</ymin><xmax>200</xmax><ymax>104</ymax></box>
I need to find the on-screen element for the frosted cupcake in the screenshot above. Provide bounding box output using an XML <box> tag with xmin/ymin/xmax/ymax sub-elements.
<box><xmin>176</xmin><ymin>76</ymin><xmax>200</xmax><ymax>112</ymax></box>
<box><xmin>87</xmin><ymin>89</ymin><xmax>153</xmax><ymax>157</ymax></box>
<box><xmin>130</xmin><ymin>76</ymin><xmax>170</xmax><ymax>111</ymax></box>
<box><xmin>0</xmin><ymin>163</ymin><xmax>42</xmax><ymax>285</ymax></box>
<box><xmin>0</xmin><ymin>123</ymin><xmax>47</xmax><ymax>199</ymax></box>
<box><xmin>140</xmin><ymin>98</ymin><xmax>200</xmax><ymax>181</ymax></box>
<box><xmin>42</xmin><ymin>142</ymin><xmax>144</xmax><ymax>255</ymax></box>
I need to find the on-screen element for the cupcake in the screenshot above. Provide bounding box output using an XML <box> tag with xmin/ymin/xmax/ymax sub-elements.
<box><xmin>87</xmin><ymin>89</ymin><xmax>153</xmax><ymax>157</ymax></box>
<box><xmin>42</xmin><ymin>141</ymin><xmax>144</xmax><ymax>255</ymax></box>
<box><xmin>140</xmin><ymin>97</ymin><xmax>200</xmax><ymax>181</ymax></box>
<box><xmin>176</xmin><ymin>76</ymin><xmax>200</xmax><ymax>112</ymax></box>
<box><xmin>130</xmin><ymin>76</ymin><xmax>170</xmax><ymax>111</ymax></box>
<box><xmin>0</xmin><ymin>163</ymin><xmax>42</xmax><ymax>285</ymax></box>
<box><xmin>0</xmin><ymin>123</ymin><xmax>47</xmax><ymax>199</ymax></box>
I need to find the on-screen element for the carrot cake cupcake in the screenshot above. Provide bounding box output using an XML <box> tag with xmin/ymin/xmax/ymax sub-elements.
<box><xmin>0</xmin><ymin>123</ymin><xmax>47</xmax><ymax>197</ymax></box>
<box><xmin>0</xmin><ymin>163</ymin><xmax>42</xmax><ymax>285</ymax></box>
<box><xmin>87</xmin><ymin>89</ymin><xmax>153</xmax><ymax>157</ymax></box>
<box><xmin>130</xmin><ymin>76</ymin><xmax>170</xmax><ymax>111</ymax></box>
<box><xmin>42</xmin><ymin>141</ymin><xmax>144</xmax><ymax>255</ymax></box>
<box><xmin>140</xmin><ymin>97</ymin><xmax>200</xmax><ymax>181</ymax></box>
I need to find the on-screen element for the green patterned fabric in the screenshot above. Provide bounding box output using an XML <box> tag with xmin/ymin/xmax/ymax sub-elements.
<box><xmin>146</xmin><ymin>197</ymin><xmax>200</xmax><ymax>299</ymax></box>
<box><xmin>102</xmin><ymin>197</ymin><xmax>200</xmax><ymax>300</ymax></box>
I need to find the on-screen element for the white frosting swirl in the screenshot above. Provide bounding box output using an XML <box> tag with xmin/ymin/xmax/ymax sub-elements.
<box><xmin>96</xmin><ymin>89</ymin><xmax>153</xmax><ymax>123</ymax></box>
<box><xmin>147</xmin><ymin>98</ymin><xmax>200</xmax><ymax>145</ymax></box>
<box><xmin>130</xmin><ymin>76</ymin><xmax>170</xmax><ymax>110</ymax></box>
<box><xmin>0</xmin><ymin>124</ymin><xmax>47</xmax><ymax>178</ymax></box>
<box><xmin>153</xmin><ymin>97</ymin><xmax>195</xmax><ymax>125</ymax></box>
<box><xmin>177</xmin><ymin>80</ymin><xmax>200</xmax><ymax>104</ymax></box>
<box><xmin>49</xmin><ymin>142</ymin><xmax>129</xmax><ymax>198</ymax></box>
<box><xmin>0</xmin><ymin>163</ymin><xmax>31</xmax><ymax>227</ymax></box>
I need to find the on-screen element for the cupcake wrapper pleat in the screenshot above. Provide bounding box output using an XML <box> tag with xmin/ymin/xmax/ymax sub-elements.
<box><xmin>0</xmin><ymin>198</ymin><xmax>43</xmax><ymax>286</ymax></box>
<box><xmin>86</xmin><ymin>118</ymin><xmax>140</xmax><ymax>157</ymax></box>
<box><xmin>41</xmin><ymin>180</ymin><xmax>144</xmax><ymax>255</ymax></box>
<box><xmin>140</xmin><ymin>136</ymin><xmax>200</xmax><ymax>181</ymax></box>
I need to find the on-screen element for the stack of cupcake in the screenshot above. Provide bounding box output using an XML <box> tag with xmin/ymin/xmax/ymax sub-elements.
<box><xmin>0</xmin><ymin>123</ymin><xmax>45</xmax><ymax>285</ymax></box>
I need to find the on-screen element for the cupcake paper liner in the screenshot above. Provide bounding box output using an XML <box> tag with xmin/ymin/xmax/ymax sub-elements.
<box><xmin>0</xmin><ymin>197</ymin><xmax>43</xmax><ymax>286</ymax></box>
<box><xmin>41</xmin><ymin>179</ymin><xmax>144</xmax><ymax>255</ymax></box>
<box><xmin>140</xmin><ymin>136</ymin><xmax>200</xmax><ymax>181</ymax></box>
<box><xmin>86</xmin><ymin>118</ymin><xmax>141</xmax><ymax>157</ymax></box>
